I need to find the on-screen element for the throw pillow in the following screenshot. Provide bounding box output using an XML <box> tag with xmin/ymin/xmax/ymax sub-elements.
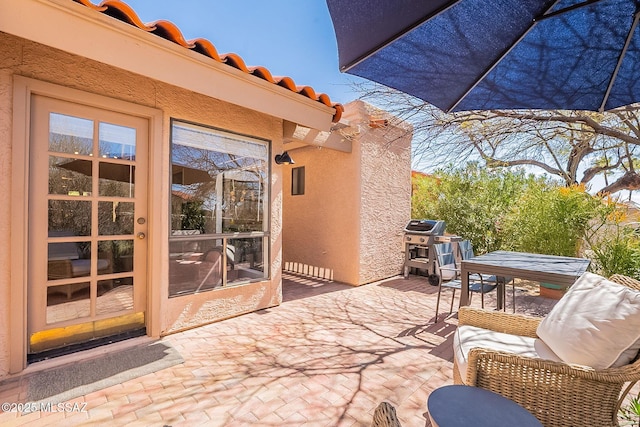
<box><xmin>537</xmin><ymin>272</ymin><xmax>640</xmax><ymax>369</ymax></box>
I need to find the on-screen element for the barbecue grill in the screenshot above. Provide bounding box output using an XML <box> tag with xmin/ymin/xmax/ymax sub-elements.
<box><xmin>403</xmin><ymin>219</ymin><xmax>446</xmax><ymax>282</ymax></box>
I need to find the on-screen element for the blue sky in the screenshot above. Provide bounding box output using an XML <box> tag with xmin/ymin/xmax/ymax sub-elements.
<box><xmin>122</xmin><ymin>0</ymin><xmax>365</xmax><ymax>104</ymax></box>
<box><xmin>118</xmin><ymin>2</ymin><xmax>631</xmax><ymax>200</ymax></box>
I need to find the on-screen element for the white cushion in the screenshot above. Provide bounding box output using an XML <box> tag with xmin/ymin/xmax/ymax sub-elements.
<box><xmin>537</xmin><ymin>272</ymin><xmax>640</xmax><ymax>369</ymax></box>
<box><xmin>454</xmin><ymin>324</ymin><xmax>561</xmax><ymax>383</ymax></box>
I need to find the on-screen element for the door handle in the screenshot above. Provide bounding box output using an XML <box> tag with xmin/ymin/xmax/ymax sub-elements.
<box><xmin>137</xmin><ymin>232</ymin><xmax>146</xmax><ymax>240</ymax></box>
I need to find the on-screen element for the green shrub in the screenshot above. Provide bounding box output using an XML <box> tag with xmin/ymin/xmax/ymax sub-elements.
<box><xmin>412</xmin><ymin>163</ymin><xmax>533</xmax><ymax>254</ymax></box>
<box><xmin>501</xmin><ymin>183</ymin><xmax>604</xmax><ymax>257</ymax></box>
<box><xmin>586</xmin><ymin>210</ymin><xmax>640</xmax><ymax>278</ymax></box>
<box><xmin>412</xmin><ymin>165</ymin><xmax>639</xmax><ymax>277</ymax></box>
<box><xmin>590</xmin><ymin>237</ymin><xmax>640</xmax><ymax>278</ymax></box>
<box><xmin>619</xmin><ymin>395</ymin><xmax>640</xmax><ymax>426</ymax></box>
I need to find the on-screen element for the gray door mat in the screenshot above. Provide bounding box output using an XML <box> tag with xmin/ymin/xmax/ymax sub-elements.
<box><xmin>23</xmin><ymin>341</ymin><xmax>183</xmax><ymax>404</ymax></box>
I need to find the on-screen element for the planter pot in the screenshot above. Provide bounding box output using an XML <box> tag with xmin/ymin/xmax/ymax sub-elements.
<box><xmin>540</xmin><ymin>282</ymin><xmax>567</xmax><ymax>300</ymax></box>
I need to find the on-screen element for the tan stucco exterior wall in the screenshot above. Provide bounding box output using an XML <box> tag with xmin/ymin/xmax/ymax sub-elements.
<box><xmin>282</xmin><ymin>144</ymin><xmax>362</xmax><ymax>284</ymax></box>
<box><xmin>0</xmin><ymin>32</ymin><xmax>286</xmax><ymax>376</ymax></box>
<box><xmin>348</xmin><ymin>101</ymin><xmax>412</xmax><ymax>284</ymax></box>
<box><xmin>282</xmin><ymin>100</ymin><xmax>412</xmax><ymax>286</ymax></box>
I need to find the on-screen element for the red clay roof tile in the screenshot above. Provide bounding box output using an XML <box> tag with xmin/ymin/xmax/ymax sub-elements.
<box><xmin>100</xmin><ymin>0</ymin><xmax>151</xmax><ymax>29</ymax></box>
<box><xmin>190</xmin><ymin>39</ymin><xmax>223</xmax><ymax>62</ymax></box>
<box><xmin>152</xmin><ymin>20</ymin><xmax>193</xmax><ymax>47</ymax></box>
<box><xmin>73</xmin><ymin>0</ymin><xmax>107</xmax><ymax>12</ymax></box>
<box><xmin>72</xmin><ymin>0</ymin><xmax>343</xmax><ymax>122</ymax></box>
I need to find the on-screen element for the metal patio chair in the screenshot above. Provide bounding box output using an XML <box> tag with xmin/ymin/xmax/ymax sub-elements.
<box><xmin>432</xmin><ymin>242</ymin><xmax>498</xmax><ymax>322</ymax></box>
<box><xmin>458</xmin><ymin>240</ymin><xmax>516</xmax><ymax>312</ymax></box>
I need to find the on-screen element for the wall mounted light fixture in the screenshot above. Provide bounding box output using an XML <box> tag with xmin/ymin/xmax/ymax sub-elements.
<box><xmin>274</xmin><ymin>151</ymin><xmax>295</xmax><ymax>165</ymax></box>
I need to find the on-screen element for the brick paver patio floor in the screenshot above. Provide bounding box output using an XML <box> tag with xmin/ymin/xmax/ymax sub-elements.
<box><xmin>0</xmin><ymin>273</ymin><xmax>559</xmax><ymax>426</ymax></box>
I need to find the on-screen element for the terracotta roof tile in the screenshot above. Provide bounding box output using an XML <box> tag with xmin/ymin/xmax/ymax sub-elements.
<box><xmin>72</xmin><ymin>0</ymin><xmax>343</xmax><ymax>122</ymax></box>
<box><xmin>73</xmin><ymin>0</ymin><xmax>107</xmax><ymax>12</ymax></box>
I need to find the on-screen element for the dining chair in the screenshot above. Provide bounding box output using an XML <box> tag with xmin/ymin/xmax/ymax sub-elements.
<box><xmin>432</xmin><ymin>242</ymin><xmax>498</xmax><ymax>322</ymax></box>
<box><xmin>458</xmin><ymin>240</ymin><xmax>516</xmax><ymax>312</ymax></box>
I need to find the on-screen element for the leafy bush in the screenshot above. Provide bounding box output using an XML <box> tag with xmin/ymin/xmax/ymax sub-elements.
<box><xmin>501</xmin><ymin>183</ymin><xmax>604</xmax><ymax>257</ymax></box>
<box><xmin>412</xmin><ymin>164</ymin><xmax>640</xmax><ymax>277</ymax></box>
<box><xmin>619</xmin><ymin>394</ymin><xmax>640</xmax><ymax>426</ymax></box>
<box><xmin>412</xmin><ymin>163</ymin><xmax>533</xmax><ymax>254</ymax></box>
<box><xmin>590</xmin><ymin>235</ymin><xmax>640</xmax><ymax>278</ymax></box>
<box><xmin>585</xmin><ymin>204</ymin><xmax>640</xmax><ymax>278</ymax></box>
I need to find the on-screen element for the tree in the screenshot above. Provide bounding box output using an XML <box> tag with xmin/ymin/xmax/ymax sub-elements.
<box><xmin>356</xmin><ymin>82</ymin><xmax>640</xmax><ymax>196</ymax></box>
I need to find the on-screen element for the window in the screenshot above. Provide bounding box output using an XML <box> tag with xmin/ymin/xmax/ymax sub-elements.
<box><xmin>168</xmin><ymin>120</ymin><xmax>269</xmax><ymax>297</ymax></box>
<box><xmin>292</xmin><ymin>166</ymin><xmax>305</xmax><ymax>195</ymax></box>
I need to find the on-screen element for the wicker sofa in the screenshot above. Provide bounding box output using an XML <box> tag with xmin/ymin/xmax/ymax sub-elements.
<box><xmin>454</xmin><ymin>274</ymin><xmax>640</xmax><ymax>427</ymax></box>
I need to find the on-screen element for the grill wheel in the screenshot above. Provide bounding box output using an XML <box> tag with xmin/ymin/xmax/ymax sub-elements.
<box><xmin>428</xmin><ymin>274</ymin><xmax>440</xmax><ymax>286</ymax></box>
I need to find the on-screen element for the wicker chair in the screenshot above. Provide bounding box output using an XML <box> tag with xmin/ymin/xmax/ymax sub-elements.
<box><xmin>371</xmin><ymin>402</ymin><xmax>402</xmax><ymax>427</ymax></box>
<box><xmin>454</xmin><ymin>274</ymin><xmax>640</xmax><ymax>427</ymax></box>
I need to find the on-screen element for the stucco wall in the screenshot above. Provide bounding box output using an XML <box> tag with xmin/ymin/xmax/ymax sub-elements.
<box><xmin>346</xmin><ymin>101</ymin><xmax>412</xmax><ymax>284</ymax></box>
<box><xmin>0</xmin><ymin>31</ymin><xmax>285</xmax><ymax>375</ymax></box>
<box><xmin>282</xmin><ymin>144</ymin><xmax>361</xmax><ymax>284</ymax></box>
<box><xmin>282</xmin><ymin>101</ymin><xmax>412</xmax><ymax>286</ymax></box>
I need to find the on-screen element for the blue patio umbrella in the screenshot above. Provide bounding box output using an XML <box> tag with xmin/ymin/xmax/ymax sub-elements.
<box><xmin>326</xmin><ymin>0</ymin><xmax>640</xmax><ymax>112</ymax></box>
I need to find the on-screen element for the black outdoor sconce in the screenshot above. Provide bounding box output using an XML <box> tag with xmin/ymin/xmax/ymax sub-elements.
<box><xmin>274</xmin><ymin>151</ymin><xmax>295</xmax><ymax>165</ymax></box>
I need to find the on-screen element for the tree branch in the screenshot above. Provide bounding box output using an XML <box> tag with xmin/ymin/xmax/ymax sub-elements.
<box><xmin>483</xmin><ymin>157</ymin><xmax>564</xmax><ymax>176</ymax></box>
<box><xmin>599</xmin><ymin>171</ymin><xmax>640</xmax><ymax>195</ymax></box>
<box><xmin>492</xmin><ymin>110</ymin><xmax>640</xmax><ymax>146</ymax></box>
<box><xmin>581</xmin><ymin>157</ymin><xmax>622</xmax><ymax>184</ymax></box>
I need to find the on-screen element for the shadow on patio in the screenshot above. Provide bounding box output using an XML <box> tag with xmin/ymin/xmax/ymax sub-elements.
<box><xmin>0</xmin><ymin>273</ymin><xmax>557</xmax><ymax>426</ymax></box>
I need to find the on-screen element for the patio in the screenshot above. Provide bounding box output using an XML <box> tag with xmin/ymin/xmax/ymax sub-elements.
<box><xmin>0</xmin><ymin>273</ymin><xmax>560</xmax><ymax>426</ymax></box>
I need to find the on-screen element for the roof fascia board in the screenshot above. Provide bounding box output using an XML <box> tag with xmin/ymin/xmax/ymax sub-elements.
<box><xmin>0</xmin><ymin>0</ymin><xmax>335</xmax><ymax>131</ymax></box>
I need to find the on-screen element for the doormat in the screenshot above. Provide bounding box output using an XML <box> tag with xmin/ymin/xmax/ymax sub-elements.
<box><xmin>25</xmin><ymin>341</ymin><xmax>183</xmax><ymax>404</ymax></box>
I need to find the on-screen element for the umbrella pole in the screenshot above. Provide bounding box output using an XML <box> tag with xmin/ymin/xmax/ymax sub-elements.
<box><xmin>599</xmin><ymin>7</ymin><xmax>640</xmax><ymax>112</ymax></box>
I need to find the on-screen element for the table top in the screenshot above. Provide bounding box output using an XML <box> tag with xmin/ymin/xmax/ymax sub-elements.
<box><xmin>461</xmin><ymin>250</ymin><xmax>590</xmax><ymax>284</ymax></box>
<box><xmin>427</xmin><ymin>385</ymin><xmax>542</xmax><ymax>427</ymax></box>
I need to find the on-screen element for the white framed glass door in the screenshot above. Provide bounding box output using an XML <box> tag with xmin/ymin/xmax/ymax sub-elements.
<box><xmin>27</xmin><ymin>95</ymin><xmax>148</xmax><ymax>354</ymax></box>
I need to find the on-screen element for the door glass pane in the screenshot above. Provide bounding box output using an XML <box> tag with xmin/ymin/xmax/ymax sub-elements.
<box><xmin>49</xmin><ymin>156</ymin><xmax>92</xmax><ymax>196</ymax></box>
<box><xmin>49</xmin><ymin>201</ymin><xmax>92</xmax><ymax>236</ymax></box>
<box><xmin>99</xmin><ymin>122</ymin><xmax>136</xmax><ymax>160</ymax></box>
<box><xmin>46</xmin><ymin>282</ymin><xmax>91</xmax><ymax>323</ymax></box>
<box><xmin>98</xmin><ymin>202</ymin><xmax>134</xmax><ymax>235</ymax></box>
<box><xmin>99</xmin><ymin>162</ymin><xmax>135</xmax><ymax>197</ymax></box>
<box><xmin>48</xmin><ymin>241</ymin><xmax>91</xmax><ymax>279</ymax></box>
<box><xmin>49</xmin><ymin>113</ymin><xmax>93</xmax><ymax>155</ymax></box>
<box><xmin>98</xmin><ymin>240</ymin><xmax>134</xmax><ymax>274</ymax></box>
<box><xmin>97</xmin><ymin>277</ymin><xmax>133</xmax><ymax>315</ymax></box>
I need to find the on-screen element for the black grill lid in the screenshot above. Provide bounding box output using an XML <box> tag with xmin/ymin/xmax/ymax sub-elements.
<box><xmin>404</xmin><ymin>219</ymin><xmax>445</xmax><ymax>235</ymax></box>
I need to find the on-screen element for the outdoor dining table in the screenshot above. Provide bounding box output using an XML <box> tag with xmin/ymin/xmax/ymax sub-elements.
<box><xmin>460</xmin><ymin>250</ymin><xmax>591</xmax><ymax>309</ymax></box>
